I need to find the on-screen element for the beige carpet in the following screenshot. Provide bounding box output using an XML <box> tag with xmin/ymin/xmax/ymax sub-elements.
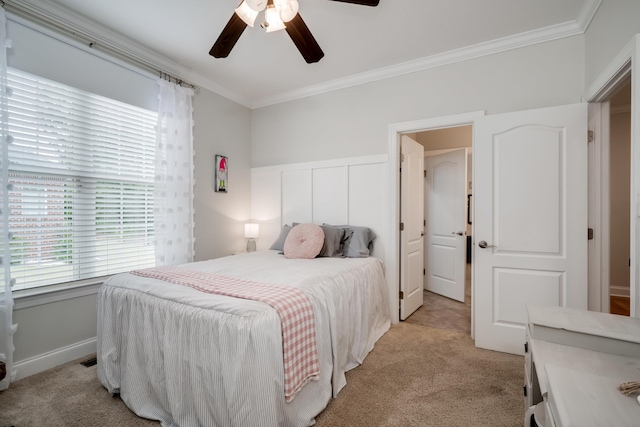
<box><xmin>0</xmin><ymin>323</ymin><xmax>523</xmax><ymax>427</ymax></box>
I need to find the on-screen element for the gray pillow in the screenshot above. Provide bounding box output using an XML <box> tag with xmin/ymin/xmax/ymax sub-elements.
<box><xmin>269</xmin><ymin>224</ymin><xmax>292</xmax><ymax>251</ymax></box>
<box><xmin>317</xmin><ymin>225</ymin><xmax>350</xmax><ymax>257</ymax></box>
<box><xmin>326</xmin><ymin>224</ymin><xmax>376</xmax><ymax>258</ymax></box>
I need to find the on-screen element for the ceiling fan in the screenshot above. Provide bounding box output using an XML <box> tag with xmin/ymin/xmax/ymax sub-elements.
<box><xmin>210</xmin><ymin>0</ymin><xmax>380</xmax><ymax>64</ymax></box>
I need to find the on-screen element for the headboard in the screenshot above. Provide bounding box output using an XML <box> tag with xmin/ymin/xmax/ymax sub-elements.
<box><xmin>251</xmin><ymin>154</ymin><xmax>388</xmax><ymax>262</ymax></box>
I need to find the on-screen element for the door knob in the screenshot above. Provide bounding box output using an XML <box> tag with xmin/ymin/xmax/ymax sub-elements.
<box><xmin>451</xmin><ymin>231</ymin><xmax>465</xmax><ymax>236</ymax></box>
<box><xmin>478</xmin><ymin>240</ymin><xmax>496</xmax><ymax>249</ymax></box>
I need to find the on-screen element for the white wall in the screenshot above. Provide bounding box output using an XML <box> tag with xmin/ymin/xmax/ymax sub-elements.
<box><xmin>192</xmin><ymin>89</ymin><xmax>253</xmax><ymax>261</ymax></box>
<box><xmin>251</xmin><ymin>36</ymin><xmax>585</xmax><ymax>167</ymax></box>
<box><xmin>584</xmin><ymin>0</ymin><xmax>640</xmax><ymax>90</ymax></box>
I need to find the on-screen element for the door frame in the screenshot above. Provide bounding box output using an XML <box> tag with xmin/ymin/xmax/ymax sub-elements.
<box><xmin>387</xmin><ymin>110</ymin><xmax>484</xmax><ymax>325</ymax></box>
<box><xmin>584</xmin><ymin>34</ymin><xmax>640</xmax><ymax>317</ymax></box>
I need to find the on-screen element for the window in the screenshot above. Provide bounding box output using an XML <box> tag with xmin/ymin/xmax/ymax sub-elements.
<box><xmin>3</xmin><ymin>68</ymin><xmax>157</xmax><ymax>291</ymax></box>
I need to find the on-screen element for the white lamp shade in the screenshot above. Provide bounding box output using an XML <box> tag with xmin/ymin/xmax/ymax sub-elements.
<box><xmin>244</xmin><ymin>223</ymin><xmax>260</xmax><ymax>239</ymax></box>
<box><xmin>264</xmin><ymin>5</ymin><xmax>286</xmax><ymax>32</ymax></box>
<box><xmin>235</xmin><ymin>1</ymin><xmax>259</xmax><ymax>27</ymax></box>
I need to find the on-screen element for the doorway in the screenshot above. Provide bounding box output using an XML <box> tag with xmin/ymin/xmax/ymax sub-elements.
<box><xmin>589</xmin><ymin>79</ymin><xmax>632</xmax><ymax>316</ymax></box>
<box><xmin>400</xmin><ymin>125</ymin><xmax>473</xmax><ymax>334</ymax></box>
<box><xmin>389</xmin><ymin>110</ymin><xmax>483</xmax><ymax>326</ymax></box>
<box><xmin>405</xmin><ymin>125</ymin><xmax>473</xmax><ymax>335</ymax></box>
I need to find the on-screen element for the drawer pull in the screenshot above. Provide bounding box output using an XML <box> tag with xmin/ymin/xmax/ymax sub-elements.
<box><xmin>523</xmin><ymin>385</ymin><xmax>528</xmax><ymax>397</ymax></box>
<box><xmin>525</xmin><ymin>342</ymin><xmax>529</xmax><ymax>353</ymax></box>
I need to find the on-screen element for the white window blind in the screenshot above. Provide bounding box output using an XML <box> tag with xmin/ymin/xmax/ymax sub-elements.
<box><xmin>4</xmin><ymin>68</ymin><xmax>157</xmax><ymax>291</ymax></box>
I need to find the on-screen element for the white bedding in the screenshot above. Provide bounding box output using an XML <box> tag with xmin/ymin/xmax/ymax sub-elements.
<box><xmin>97</xmin><ymin>250</ymin><xmax>390</xmax><ymax>427</ymax></box>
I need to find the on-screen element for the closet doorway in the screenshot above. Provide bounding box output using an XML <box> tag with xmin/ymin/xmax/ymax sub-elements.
<box><xmin>403</xmin><ymin>125</ymin><xmax>473</xmax><ymax>335</ymax></box>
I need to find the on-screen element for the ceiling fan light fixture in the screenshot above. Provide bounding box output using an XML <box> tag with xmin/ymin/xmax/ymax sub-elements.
<box><xmin>275</xmin><ymin>0</ymin><xmax>299</xmax><ymax>22</ymax></box>
<box><xmin>245</xmin><ymin>0</ymin><xmax>268</xmax><ymax>12</ymax></box>
<box><xmin>262</xmin><ymin>4</ymin><xmax>286</xmax><ymax>32</ymax></box>
<box><xmin>235</xmin><ymin>1</ymin><xmax>259</xmax><ymax>27</ymax></box>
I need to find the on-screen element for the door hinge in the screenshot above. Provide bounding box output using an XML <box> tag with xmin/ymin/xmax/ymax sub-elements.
<box><xmin>423</xmin><ymin>268</ymin><xmax>426</xmax><ymax>275</ymax></box>
<box><xmin>424</xmin><ymin>219</ymin><xmax>426</xmax><ymax>227</ymax></box>
<box><xmin>588</xmin><ymin>130</ymin><xmax>594</xmax><ymax>143</ymax></box>
<box><xmin>588</xmin><ymin>228</ymin><xmax>594</xmax><ymax>240</ymax></box>
<box><xmin>400</xmin><ymin>153</ymin><xmax>405</xmax><ymax>162</ymax></box>
<box><xmin>399</xmin><ymin>291</ymin><xmax>404</xmax><ymax>300</ymax></box>
<box><xmin>400</xmin><ymin>222</ymin><xmax>404</xmax><ymax>231</ymax></box>
<box><xmin>424</xmin><ymin>170</ymin><xmax>427</xmax><ymax>178</ymax></box>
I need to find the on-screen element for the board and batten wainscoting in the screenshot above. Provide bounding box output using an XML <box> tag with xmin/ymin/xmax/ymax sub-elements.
<box><xmin>251</xmin><ymin>155</ymin><xmax>392</xmax><ymax>317</ymax></box>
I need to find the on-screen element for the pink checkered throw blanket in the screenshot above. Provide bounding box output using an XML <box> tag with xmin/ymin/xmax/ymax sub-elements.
<box><xmin>130</xmin><ymin>265</ymin><xmax>320</xmax><ymax>402</ymax></box>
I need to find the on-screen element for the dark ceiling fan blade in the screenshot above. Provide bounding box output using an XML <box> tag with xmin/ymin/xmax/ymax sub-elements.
<box><xmin>285</xmin><ymin>13</ymin><xmax>324</xmax><ymax>64</ymax></box>
<box><xmin>329</xmin><ymin>0</ymin><xmax>379</xmax><ymax>6</ymax></box>
<box><xmin>210</xmin><ymin>13</ymin><xmax>248</xmax><ymax>58</ymax></box>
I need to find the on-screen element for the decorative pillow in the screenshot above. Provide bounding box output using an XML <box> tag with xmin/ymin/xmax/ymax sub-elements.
<box><xmin>319</xmin><ymin>225</ymin><xmax>353</xmax><ymax>257</ymax></box>
<box><xmin>283</xmin><ymin>223</ymin><xmax>325</xmax><ymax>259</ymax></box>
<box><xmin>326</xmin><ymin>224</ymin><xmax>376</xmax><ymax>258</ymax></box>
<box><xmin>317</xmin><ymin>225</ymin><xmax>346</xmax><ymax>257</ymax></box>
<box><xmin>269</xmin><ymin>224</ymin><xmax>293</xmax><ymax>251</ymax></box>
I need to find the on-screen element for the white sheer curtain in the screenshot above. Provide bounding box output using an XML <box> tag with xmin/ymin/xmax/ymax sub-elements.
<box><xmin>0</xmin><ymin>7</ymin><xmax>16</xmax><ymax>391</ymax></box>
<box><xmin>154</xmin><ymin>79</ymin><xmax>195</xmax><ymax>266</ymax></box>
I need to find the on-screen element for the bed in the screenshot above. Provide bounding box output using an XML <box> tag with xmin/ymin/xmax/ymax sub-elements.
<box><xmin>97</xmin><ymin>249</ymin><xmax>390</xmax><ymax>427</ymax></box>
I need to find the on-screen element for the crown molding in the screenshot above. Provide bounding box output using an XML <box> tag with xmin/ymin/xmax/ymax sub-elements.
<box><xmin>4</xmin><ymin>0</ymin><xmax>253</xmax><ymax>107</ymax></box>
<box><xmin>576</xmin><ymin>0</ymin><xmax>602</xmax><ymax>32</ymax></box>
<box><xmin>4</xmin><ymin>0</ymin><xmax>601</xmax><ymax>110</ymax></box>
<box><xmin>252</xmin><ymin>0</ymin><xmax>601</xmax><ymax>108</ymax></box>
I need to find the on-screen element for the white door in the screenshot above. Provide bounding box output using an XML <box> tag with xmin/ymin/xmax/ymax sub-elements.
<box><xmin>425</xmin><ymin>149</ymin><xmax>467</xmax><ymax>302</ymax></box>
<box><xmin>400</xmin><ymin>135</ymin><xmax>425</xmax><ymax>320</ymax></box>
<box><xmin>474</xmin><ymin>103</ymin><xmax>588</xmax><ymax>355</ymax></box>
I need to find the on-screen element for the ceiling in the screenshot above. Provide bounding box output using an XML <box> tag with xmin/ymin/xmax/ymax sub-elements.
<box><xmin>22</xmin><ymin>0</ymin><xmax>599</xmax><ymax>108</ymax></box>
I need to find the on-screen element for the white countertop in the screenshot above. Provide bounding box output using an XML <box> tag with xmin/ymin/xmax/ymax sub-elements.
<box><xmin>527</xmin><ymin>304</ymin><xmax>640</xmax><ymax>345</ymax></box>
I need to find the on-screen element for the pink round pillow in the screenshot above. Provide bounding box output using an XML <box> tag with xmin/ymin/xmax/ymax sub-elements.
<box><xmin>283</xmin><ymin>223</ymin><xmax>325</xmax><ymax>259</ymax></box>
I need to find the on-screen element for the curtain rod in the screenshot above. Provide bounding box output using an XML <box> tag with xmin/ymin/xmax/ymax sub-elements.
<box><xmin>2</xmin><ymin>0</ymin><xmax>197</xmax><ymax>90</ymax></box>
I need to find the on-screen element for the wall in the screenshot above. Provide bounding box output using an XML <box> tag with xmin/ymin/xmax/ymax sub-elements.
<box><xmin>252</xmin><ymin>36</ymin><xmax>585</xmax><ymax>167</ymax></box>
<box><xmin>192</xmin><ymin>89</ymin><xmax>253</xmax><ymax>261</ymax></box>
<box><xmin>8</xmin><ymin>17</ymin><xmax>252</xmax><ymax>377</ymax></box>
<box><xmin>584</xmin><ymin>0</ymin><xmax>640</xmax><ymax>90</ymax></box>
<box><xmin>416</xmin><ymin>126</ymin><xmax>472</xmax><ymax>151</ymax></box>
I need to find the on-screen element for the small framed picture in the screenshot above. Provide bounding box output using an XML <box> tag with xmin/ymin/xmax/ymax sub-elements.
<box><xmin>215</xmin><ymin>155</ymin><xmax>228</xmax><ymax>193</ymax></box>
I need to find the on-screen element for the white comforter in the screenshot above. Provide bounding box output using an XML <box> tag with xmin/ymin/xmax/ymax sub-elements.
<box><xmin>97</xmin><ymin>250</ymin><xmax>390</xmax><ymax>427</ymax></box>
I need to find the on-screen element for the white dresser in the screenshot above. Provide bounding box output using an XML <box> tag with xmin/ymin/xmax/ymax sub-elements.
<box><xmin>525</xmin><ymin>305</ymin><xmax>640</xmax><ymax>427</ymax></box>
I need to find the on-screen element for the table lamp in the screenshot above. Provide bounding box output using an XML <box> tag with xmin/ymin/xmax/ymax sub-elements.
<box><xmin>244</xmin><ymin>223</ymin><xmax>259</xmax><ymax>252</ymax></box>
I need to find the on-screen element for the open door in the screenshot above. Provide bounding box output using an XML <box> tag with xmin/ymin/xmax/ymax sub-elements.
<box><xmin>425</xmin><ymin>149</ymin><xmax>467</xmax><ymax>302</ymax></box>
<box><xmin>474</xmin><ymin>103</ymin><xmax>588</xmax><ymax>355</ymax></box>
<box><xmin>400</xmin><ymin>135</ymin><xmax>425</xmax><ymax>320</ymax></box>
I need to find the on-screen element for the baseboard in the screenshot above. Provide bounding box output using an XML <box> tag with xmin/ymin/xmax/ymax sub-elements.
<box><xmin>13</xmin><ymin>337</ymin><xmax>96</xmax><ymax>381</ymax></box>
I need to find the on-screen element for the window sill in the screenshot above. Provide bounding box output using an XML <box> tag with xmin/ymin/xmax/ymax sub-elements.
<box><xmin>13</xmin><ymin>278</ymin><xmax>108</xmax><ymax>310</ymax></box>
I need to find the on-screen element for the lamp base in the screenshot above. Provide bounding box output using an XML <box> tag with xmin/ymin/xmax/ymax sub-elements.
<box><xmin>246</xmin><ymin>238</ymin><xmax>256</xmax><ymax>252</ymax></box>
